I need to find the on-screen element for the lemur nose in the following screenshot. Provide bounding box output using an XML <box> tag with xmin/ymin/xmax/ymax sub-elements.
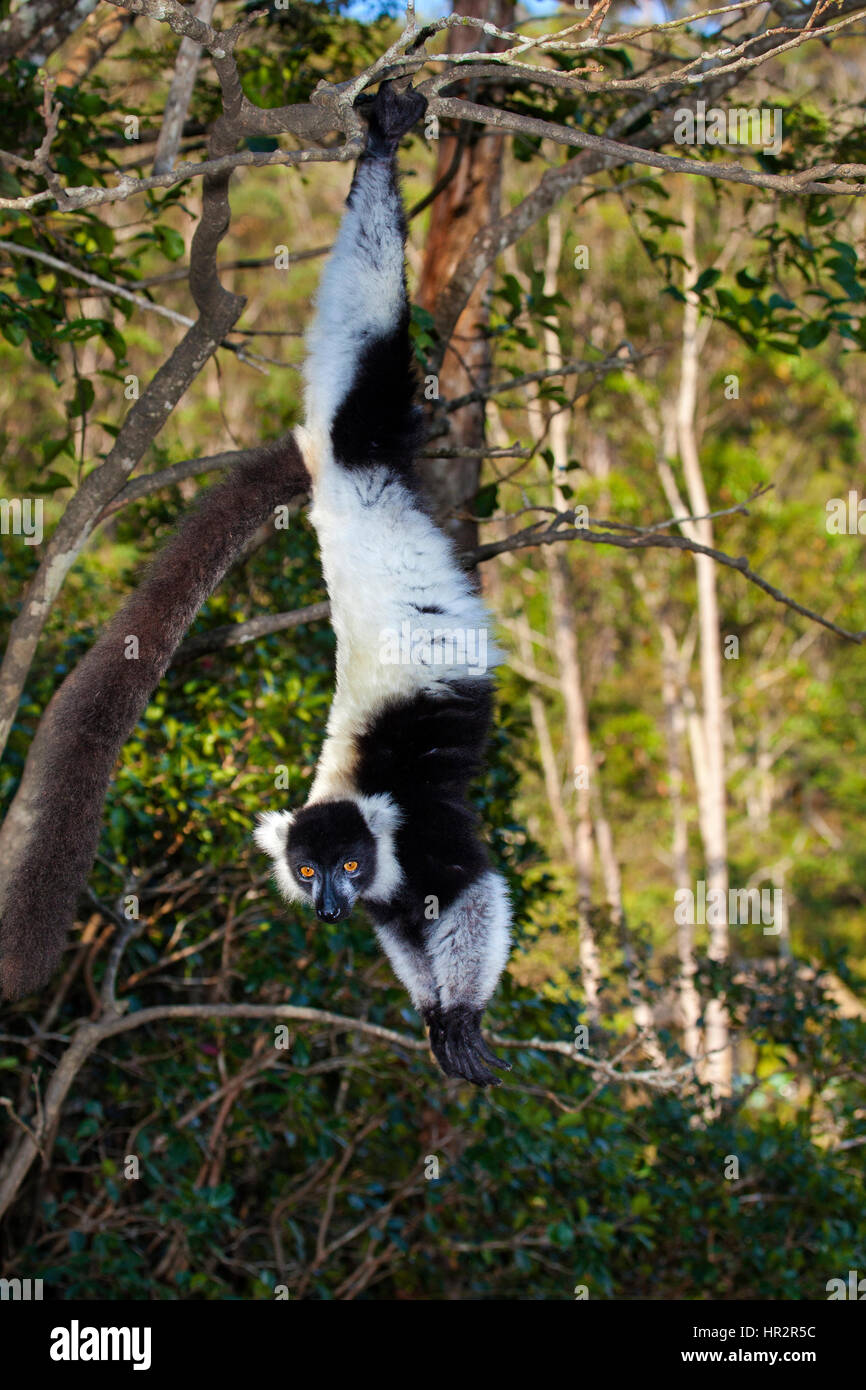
<box><xmin>319</xmin><ymin>907</ymin><xmax>341</xmax><ymax>923</ymax></box>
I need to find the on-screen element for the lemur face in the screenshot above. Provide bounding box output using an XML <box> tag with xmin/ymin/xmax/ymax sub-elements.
<box><xmin>260</xmin><ymin>800</ymin><xmax>377</xmax><ymax>923</ymax></box>
<box><xmin>255</xmin><ymin>793</ymin><xmax>404</xmax><ymax>920</ymax></box>
<box><xmin>287</xmin><ymin>801</ymin><xmax>377</xmax><ymax>921</ymax></box>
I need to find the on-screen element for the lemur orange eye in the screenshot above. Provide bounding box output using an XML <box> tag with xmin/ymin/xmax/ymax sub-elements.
<box><xmin>299</xmin><ymin>865</ymin><xmax>315</xmax><ymax>879</ymax></box>
<box><xmin>343</xmin><ymin>860</ymin><xmax>359</xmax><ymax>873</ymax></box>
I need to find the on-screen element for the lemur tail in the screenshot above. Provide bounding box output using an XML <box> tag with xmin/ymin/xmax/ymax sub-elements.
<box><xmin>0</xmin><ymin>436</ymin><xmax>309</xmax><ymax>1000</ymax></box>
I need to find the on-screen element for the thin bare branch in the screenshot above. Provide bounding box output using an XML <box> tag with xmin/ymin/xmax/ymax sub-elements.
<box><xmin>466</xmin><ymin>516</ymin><xmax>866</xmax><ymax>645</ymax></box>
<box><xmin>174</xmin><ymin>602</ymin><xmax>331</xmax><ymax>664</ymax></box>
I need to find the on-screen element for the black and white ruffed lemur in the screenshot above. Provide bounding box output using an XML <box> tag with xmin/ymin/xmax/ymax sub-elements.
<box><xmin>0</xmin><ymin>83</ymin><xmax>511</xmax><ymax>1087</ymax></box>
<box><xmin>255</xmin><ymin>83</ymin><xmax>512</xmax><ymax>1087</ymax></box>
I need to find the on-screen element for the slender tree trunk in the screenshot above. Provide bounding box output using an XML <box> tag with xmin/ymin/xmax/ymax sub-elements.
<box><xmin>659</xmin><ymin>627</ymin><xmax>702</xmax><ymax>1062</ymax></box>
<box><xmin>152</xmin><ymin>0</ymin><xmax>217</xmax><ymax>175</ymax></box>
<box><xmin>514</xmin><ymin>615</ymin><xmax>574</xmax><ymax>853</ymax></box>
<box><xmin>520</xmin><ymin>212</ymin><xmax>608</xmax><ymax>1018</ymax></box>
<box><xmin>673</xmin><ymin>185</ymin><xmax>731</xmax><ymax>1095</ymax></box>
<box><xmin>635</xmin><ymin>566</ymin><xmax>702</xmax><ymax>1063</ymax></box>
<box><xmin>416</xmin><ymin>0</ymin><xmax>512</xmax><ymax>549</ymax></box>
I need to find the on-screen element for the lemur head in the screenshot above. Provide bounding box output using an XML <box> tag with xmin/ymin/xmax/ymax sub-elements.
<box><xmin>254</xmin><ymin>795</ymin><xmax>402</xmax><ymax>921</ymax></box>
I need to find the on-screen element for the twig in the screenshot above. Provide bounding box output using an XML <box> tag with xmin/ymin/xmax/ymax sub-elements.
<box><xmin>173</xmin><ymin>602</ymin><xmax>331</xmax><ymax>664</ymax></box>
<box><xmin>466</xmin><ymin>517</ymin><xmax>866</xmax><ymax>645</ymax></box>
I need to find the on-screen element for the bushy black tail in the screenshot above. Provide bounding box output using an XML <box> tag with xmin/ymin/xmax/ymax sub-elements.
<box><xmin>0</xmin><ymin>435</ymin><xmax>309</xmax><ymax>1000</ymax></box>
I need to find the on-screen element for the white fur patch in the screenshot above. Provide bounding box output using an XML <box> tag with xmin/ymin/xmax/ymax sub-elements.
<box><xmin>293</xmin><ymin>424</ymin><xmax>321</xmax><ymax>485</ymax></box>
<box><xmin>253</xmin><ymin>810</ymin><xmax>304</xmax><ymax>904</ymax></box>
<box><xmin>426</xmin><ymin>871</ymin><xmax>511</xmax><ymax>1011</ymax></box>
<box><xmin>253</xmin><ymin>810</ymin><xmax>294</xmax><ymax>858</ymax></box>
<box><xmin>375</xmin><ymin>923</ymin><xmax>437</xmax><ymax>1012</ymax></box>
<box><xmin>355</xmin><ymin>793</ymin><xmax>403</xmax><ymax>903</ymax></box>
<box><xmin>305</xmin><ymin>461</ymin><xmax>502</xmax><ymax>805</ymax></box>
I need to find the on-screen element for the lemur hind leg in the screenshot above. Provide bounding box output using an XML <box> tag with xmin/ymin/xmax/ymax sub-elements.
<box><xmin>355</xmin><ymin>81</ymin><xmax>428</xmax><ymax>159</ymax></box>
<box><xmin>376</xmin><ymin>889</ymin><xmax>512</xmax><ymax>1088</ymax></box>
<box><xmin>374</xmin><ymin>922</ymin><xmax>439</xmax><ymax>1015</ymax></box>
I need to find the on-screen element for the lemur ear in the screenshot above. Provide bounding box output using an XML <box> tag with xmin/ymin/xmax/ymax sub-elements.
<box><xmin>356</xmin><ymin>793</ymin><xmax>402</xmax><ymax>840</ymax></box>
<box><xmin>254</xmin><ymin>810</ymin><xmax>295</xmax><ymax>859</ymax></box>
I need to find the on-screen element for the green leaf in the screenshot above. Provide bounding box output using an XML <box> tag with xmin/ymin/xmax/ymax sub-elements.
<box><xmin>15</xmin><ymin>271</ymin><xmax>43</xmax><ymax>300</ymax></box>
<box><xmin>156</xmin><ymin>226</ymin><xmax>186</xmax><ymax>262</ymax></box>
<box><xmin>474</xmin><ymin>483</ymin><xmax>499</xmax><ymax>518</ymax></box>
<box><xmin>797</xmin><ymin>320</ymin><xmax>831</xmax><ymax>348</ymax></box>
<box><xmin>68</xmin><ymin>378</ymin><xmax>95</xmax><ymax>418</ymax></box>
<box><xmin>736</xmin><ymin>268</ymin><xmax>764</xmax><ymax>290</ymax></box>
<box><xmin>2</xmin><ymin>320</ymin><xmax>27</xmax><ymax>346</ymax></box>
<box><xmin>57</xmin><ymin>317</ymin><xmax>107</xmax><ymax>343</ymax></box>
<box><xmin>41</xmin><ymin>471</ymin><xmax>73</xmax><ymax>493</ymax></box>
<box><xmin>691</xmin><ymin>268</ymin><xmax>721</xmax><ymax>294</ymax></box>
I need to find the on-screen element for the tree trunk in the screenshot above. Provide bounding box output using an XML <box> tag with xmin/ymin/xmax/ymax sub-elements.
<box><xmin>152</xmin><ymin>0</ymin><xmax>217</xmax><ymax>176</ymax></box>
<box><xmin>673</xmin><ymin>184</ymin><xmax>731</xmax><ymax>1096</ymax></box>
<box><xmin>53</xmin><ymin>6</ymin><xmax>132</xmax><ymax>86</ymax></box>
<box><xmin>635</xmin><ymin>566</ymin><xmax>702</xmax><ymax>1064</ymax></box>
<box><xmin>416</xmin><ymin>0</ymin><xmax>512</xmax><ymax>549</ymax></box>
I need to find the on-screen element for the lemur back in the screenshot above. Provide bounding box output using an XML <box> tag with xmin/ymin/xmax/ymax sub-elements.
<box><xmin>256</xmin><ymin>83</ymin><xmax>512</xmax><ymax>1087</ymax></box>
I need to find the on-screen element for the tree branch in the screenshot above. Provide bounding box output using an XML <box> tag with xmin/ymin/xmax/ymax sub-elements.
<box><xmin>466</xmin><ymin>514</ymin><xmax>866</xmax><ymax>645</ymax></box>
<box><xmin>152</xmin><ymin>0</ymin><xmax>218</xmax><ymax>176</ymax></box>
<box><xmin>173</xmin><ymin>601</ymin><xmax>331</xmax><ymax>664</ymax></box>
<box><xmin>0</xmin><ymin>997</ymin><xmax>698</xmax><ymax>1221</ymax></box>
<box><xmin>431</xmin><ymin>94</ymin><xmax>866</xmax><ymax>198</ymax></box>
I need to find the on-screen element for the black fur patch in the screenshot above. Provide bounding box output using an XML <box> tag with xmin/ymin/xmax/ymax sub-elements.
<box><xmin>354</xmin><ymin>81</ymin><xmax>428</xmax><ymax>159</ymax></box>
<box><xmin>355</xmin><ymin>679</ymin><xmax>494</xmax><ymax>934</ymax></box>
<box><xmin>330</xmin><ymin>304</ymin><xmax>425</xmax><ymax>482</ymax></box>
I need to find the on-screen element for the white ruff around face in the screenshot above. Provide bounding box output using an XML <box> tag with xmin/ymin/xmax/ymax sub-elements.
<box><xmin>253</xmin><ymin>810</ymin><xmax>302</xmax><ymax>902</ymax></box>
<box><xmin>353</xmin><ymin>792</ymin><xmax>403</xmax><ymax>901</ymax></box>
